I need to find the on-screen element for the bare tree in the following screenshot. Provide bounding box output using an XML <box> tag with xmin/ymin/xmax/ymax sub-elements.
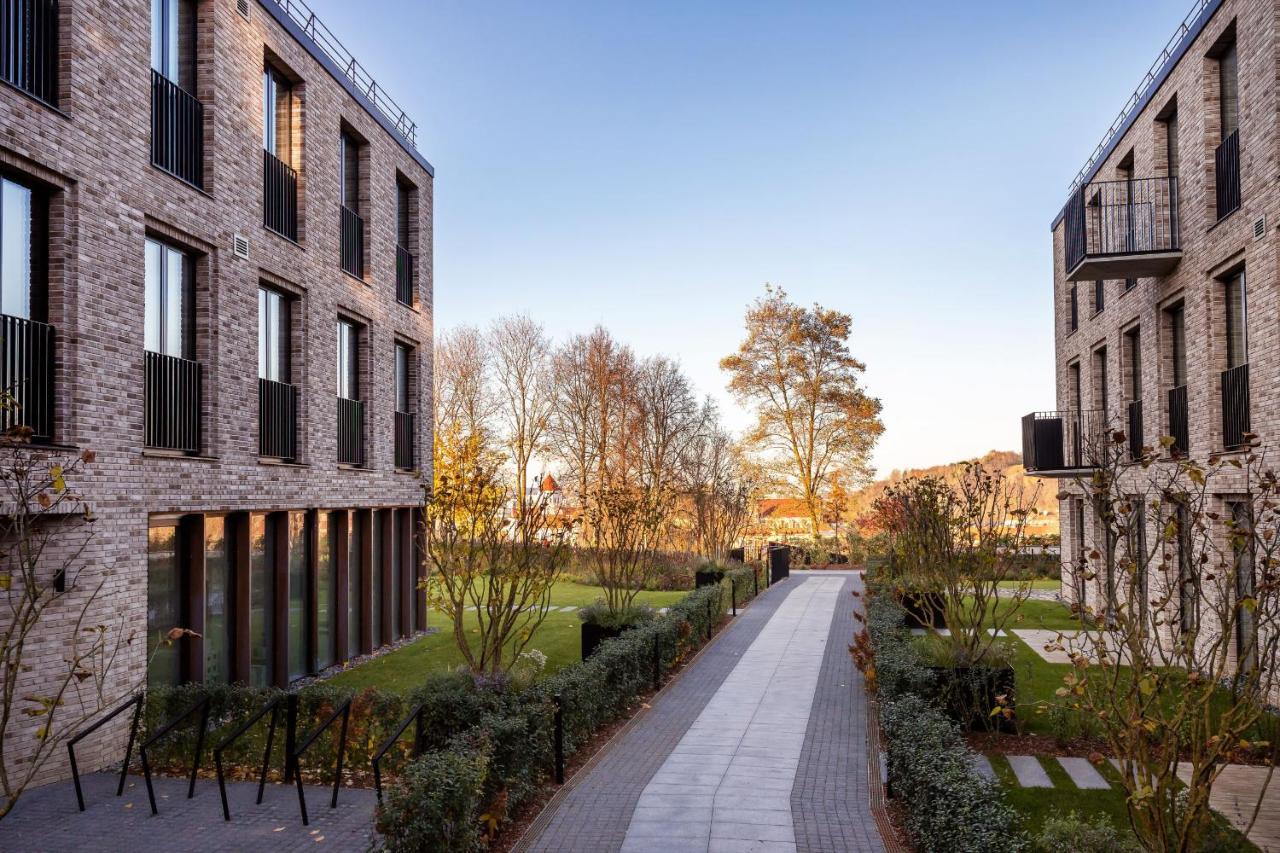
<box><xmin>434</xmin><ymin>325</ymin><xmax>494</xmax><ymax>444</ymax></box>
<box><xmin>489</xmin><ymin>315</ymin><xmax>553</xmax><ymax>518</ymax></box>
<box><xmin>681</xmin><ymin>402</ymin><xmax>755</xmax><ymax>562</ymax></box>
<box><xmin>721</xmin><ymin>285</ymin><xmax>883</xmax><ymax>539</ymax></box>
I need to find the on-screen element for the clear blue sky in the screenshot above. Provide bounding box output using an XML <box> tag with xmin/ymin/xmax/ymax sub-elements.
<box><xmin>312</xmin><ymin>0</ymin><xmax>1192</xmax><ymax>476</ymax></box>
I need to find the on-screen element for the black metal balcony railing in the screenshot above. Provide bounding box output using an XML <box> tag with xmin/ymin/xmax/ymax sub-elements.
<box><xmin>395</xmin><ymin>244</ymin><xmax>414</xmax><ymax>306</ymax></box>
<box><xmin>1127</xmin><ymin>399</ymin><xmax>1143</xmax><ymax>462</ymax></box>
<box><xmin>145</xmin><ymin>351</ymin><xmax>201</xmax><ymax>453</ymax></box>
<box><xmin>151</xmin><ymin>70</ymin><xmax>204</xmax><ymax>189</ymax></box>
<box><xmin>1168</xmin><ymin>384</ymin><xmax>1189</xmax><ymax>458</ymax></box>
<box><xmin>394</xmin><ymin>410</ymin><xmax>413</xmax><ymax>469</ymax></box>
<box><xmin>0</xmin><ymin>313</ymin><xmax>53</xmax><ymax>442</ymax></box>
<box><xmin>1022</xmin><ymin>410</ymin><xmax>1109</xmax><ymax>474</ymax></box>
<box><xmin>259</xmin><ymin>377</ymin><xmax>298</xmax><ymax>461</ymax></box>
<box><xmin>1222</xmin><ymin>363</ymin><xmax>1250</xmax><ymax>450</ymax></box>
<box><xmin>263</xmin><ymin>150</ymin><xmax>298</xmax><ymax>241</ymax></box>
<box><xmin>1216</xmin><ymin>129</ymin><xmax>1241</xmax><ymax>221</ymax></box>
<box><xmin>1</xmin><ymin>0</ymin><xmax>57</xmax><ymax>105</ymax></box>
<box><xmin>337</xmin><ymin>396</ymin><xmax>363</xmax><ymax>466</ymax></box>
<box><xmin>340</xmin><ymin>205</ymin><xmax>363</xmax><ymax>279</ymax></box>
<box><xmin>1064</xmin><ymin>176</ymin><xmax>1180</xmax><ymax>278</ymax></box>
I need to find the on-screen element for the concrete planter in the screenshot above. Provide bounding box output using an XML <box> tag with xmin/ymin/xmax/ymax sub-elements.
<box><xmin>581</xmin><ymin>622</ymin><xmax>626</xmax><ymax>660</ymax></box>
<box><xmin>925</xmin><ymin>663</ymin><xmax>1017</xmax><ymax>731</ymax></box>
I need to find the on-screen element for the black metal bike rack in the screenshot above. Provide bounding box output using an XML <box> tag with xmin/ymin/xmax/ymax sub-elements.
<box><xmin>66</xmin><ymin>692</ymin><xmax>145</xmax><ymax>812</ymax></box>
<box><xmin>138</xmin><ymin>695</ymin><xmax>211</xmax><ymax>815</ymax></box>
<box><xmin>212</xmin><ymin>695</ymin><xmax>289</xmax><ymax>821</ymax></box>
<box><xmin>291</xmin><ymin>697</ymin><xmax>351</xmax><ymax>825</ymax></box>
<box><xmin>371</xmin><ymin>702</ymin><xmax>425</xmax><ymax>801</ymax></box>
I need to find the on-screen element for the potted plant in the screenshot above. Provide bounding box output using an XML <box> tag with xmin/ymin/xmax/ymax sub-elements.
<box><xmin>920</xmin><ymin>638</ymin><xmax>1017</xmax><ymax>731</ymax></box>
<box><xmin>578</xmin><ymin>601</ymin><xmax>657</xmax><ymax>659</ymax></box>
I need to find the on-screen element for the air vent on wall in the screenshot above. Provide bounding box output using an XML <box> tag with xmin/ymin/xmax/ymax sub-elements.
<box><xmin>236</xmin><ymin>0</ymin><xmax>250</xmax><ymax>21</ymax></box>
<box><xmin>1253</xmin><ymin>215</ymin><xmax>1266</xmax><ymax>241</ymax></box>
<box><xmin>232</xmin><ymin>234</ymin><xmax>250</xmax><ymax>259</ymax></box>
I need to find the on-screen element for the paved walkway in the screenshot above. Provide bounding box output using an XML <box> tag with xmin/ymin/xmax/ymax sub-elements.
<box><xmin>0</xmin><ymin>770</ymin><xmax>376</xmax><ymax>852</ymax></box>
<box><xmin>518</xmin><ymin>571</ymin><xmax>884</xmax><ymax>853</ymax></box>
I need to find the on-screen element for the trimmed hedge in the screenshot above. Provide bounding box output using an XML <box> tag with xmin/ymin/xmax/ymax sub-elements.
<box><xmin>865</xmin><ymin>591</ymin><xmax>1026</xmax><ymax>852</ymax></box>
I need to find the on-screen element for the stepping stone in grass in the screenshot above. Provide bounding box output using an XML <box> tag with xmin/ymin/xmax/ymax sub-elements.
<box><xmin>969</xmin><ymin>754</ymin><xmax>996</xmax><ymax>780</ymax></box>
<box><xmin>1007</xmin><ymin>755</ymin><xmax>1053</xmax><ymax>788</ymax></box>
<box><xmin>1057</xmin><ymin>756</ymin><xmax>1111</xmax><ymax>790</ymax></box>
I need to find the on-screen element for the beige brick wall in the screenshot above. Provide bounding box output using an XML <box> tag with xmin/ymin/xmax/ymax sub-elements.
<box><xmin>0</xmin><ymin>0</ymin><xmax>433</xmax><ymax>787</ymax></box>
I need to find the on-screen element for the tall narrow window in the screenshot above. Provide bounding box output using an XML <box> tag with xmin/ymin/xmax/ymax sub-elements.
<box><xmin>1125</xmin><ymin>328</ymin><xmax>1142</xmax><ymax>401</ymax></box>
<box><xmin>1220</xmin><ymin>39</ymin><xmax>1239</xmax><ymax>140</ymax></box>
<box><xmin>394</xmin><ymin>343</ymin><xmax>414</xmax><ymax>469</ymax></box>
<box><xmin>147</xmin><ymin>523</ymin><xmax>183</xmax><ymax>687</ymax></box>
<box><xmin>258</xmin><ymin>287</ymin><xmax>289</xmax><ymax>383</ymax></box>
<box><xmin>395</xmin><ymin>181</ymin><xmax>415</xmax><ymax>305</ymax></box>
<box><xmin>1170</xmin><ymin>304</ymin><xmax>1187</xmax><ymax>387</ymax></box>
<box><xmin>1225</xmin><ymin>271</ymin><xmax>1247</xmax><ymax>369</ymax></box>
<box><xmin>1215</xmin><ymin>35</ymin><xmax>1241</xmax><ymax>219</ymax></box>
<box><xmin>1</xmin><ymin>177</ymin><xmax>43</xmax><ymax>321</ymax></box>
<box><xmin>1072</xmin><ymin>499</ymin><xmax>1087</xmax><ymax>607</ymax></box>
<box><xmin>339</xmin><ymin>131</ymin><xmax>364</xmax><ymax>277</ymax></box>
<box><xmin>1094</xmin><ymin>280</ymin><xmax>1104</xmax><ymax>314</ymax></box>
<box><xmin>204</xmin><ymin>517</ymin><xmax>233</xmax><ymax>684</ymax></box>
<box><xmin>1068</xmin><ymin>283</ymin><xmax>1078</xmax><ymax>333</ymax></box>
<box><xmin>0</xmin><ymin>175</ymin><xmax>52</xmax><ymax>441</ymax></box>
<box><xmin>1167</xmin><ymin>303</ymin><xmax>1189</xmax><ymax>456</ymax></box>
<box><xmin>316</xmin><ymin>512</ymin><xmax>336</xmax><ymax>671</ymax></box>
<box><xmin>1068</xmin><ymin>362</ymin><xmax>1081</xmax><ymax>412</ymax></box>
<box><xmin>336</xmin><ymin>319</ymin><xmax>358</xmax><ymax>400</ymax></box>
<box><xmin>262</xmin><ymin>66</ymin><xmax>292</xmax><ymax>163</ymax></box>
<box><xmin>1164</xmin><ymin>107</ymin><xmax>1180</xmax><ymax>178</ymax></box>
<box><xmin>144</xmin><ymin>238</ymin><xmax>193</xmax><ymax>359</ymax></box>
<box><xmin>249</xmin><ymin>514</ymin><xmax>275</xmax><ymax>687</ymax></box>
<box><xmin>1222</xmin><ymin>270</ymin><xmax>1250</xmax><ymax>448</ymax></box>
<box><xmin>340</xmin><ymin>133</ymin><xmax>359</xmax><ymax>211</ymax></box>
<box><xmin>1177</xmin><ymin>502</ymin><xmax>1196</xmax><ymax>635</ymax></box>
<box><xmin>347</xmin><ymin>511</ymin><xmax>363</xmax><ymax>658</ymax></box>
<box><xmin>337</xmin><ymin>318</ymin><xmax>364</xmax><ymax>465</ymax></box>
<box><xmin>150</xmin><ymin>0</ymin><xmax>195</xmax><ymax>91</ymax></box>
<box><xmin>397</xmin><ymin>183</ymin><xmax>411</xmax><ymax>248</ymax></box>
<box><xmin>258</xmin><ymin>287</ymin><xmax>297</xmax><ymax>460</ymax></box>
<box><xmin>1093</xmin><ymin>346</ymin><xmax>1108</xmax><ymax>414</ymax></box>
<box><xmin>287</xmin><ymin>511</ymin><xmax>308</xmax><ymax>681</ymax></box>
<box><xmin>1129</xmin><ymin>500</ymin><xmax>1148</xmax><ymax>632</ymax></box>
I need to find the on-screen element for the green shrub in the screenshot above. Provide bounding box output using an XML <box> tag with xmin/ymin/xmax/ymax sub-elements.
<box><xmin>375</xmin><ymin>731</ymin><xmax>491</xmax><ymax>853</ymax></box>
<box><xmin>577</xmin><ymin>600</ymin><xmax>658</xmax><ymax>630</ymax></box>
<box><xmin>1035</xmin><ymin>811</ymin><xmax>1139</xmax><ymax>853</ymax></box>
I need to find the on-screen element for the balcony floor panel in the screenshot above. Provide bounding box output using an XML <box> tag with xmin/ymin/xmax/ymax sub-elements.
<box><xmin>1066</xmin><ymin>251</ymin><xmax>1181</xmax><ymax>282</ymax></box>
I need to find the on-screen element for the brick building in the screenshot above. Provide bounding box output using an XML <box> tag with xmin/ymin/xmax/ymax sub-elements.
<box><xmin>0</xmin><ymin>0</ymin><xmax>432</xmax><ymax>782</ymax></box>
<box><xmin>1023</xmin><ymin>0</ymin><xmax>1266</xmax><ymax>647</ymax></box>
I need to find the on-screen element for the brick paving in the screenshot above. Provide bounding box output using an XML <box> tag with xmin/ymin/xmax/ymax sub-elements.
<box><xmin>0</xmin><ymin>770</ymin><xmax>376</xmax><ymax>852</ymax></box>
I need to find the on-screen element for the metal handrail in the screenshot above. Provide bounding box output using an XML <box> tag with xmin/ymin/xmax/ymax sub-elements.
<box><xmin>212</xmin><ymin>696</ymin><xmax>286</xmax><ymax>822</ymax></box>
<box><xmin>138</xmin><ymin>695</ymin><xmax>211</xmax><ymax>815</ymax></box>
<box><xmin>291</xmin><ymin>697</ymin><xmax>352</xmax><ymax>825</ymax></box>
<box><xmin>371</xmin><ymin>702</ymin><xmax>424</xmax><ymax>800</ymax></box>
<box><xmin>66</xmin><ymin>692</ymin><xmax>145</xmax><ymax>812</ymax></box>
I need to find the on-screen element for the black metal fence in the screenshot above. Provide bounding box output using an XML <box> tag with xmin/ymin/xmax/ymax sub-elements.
<box><xmin>1168</xmin><ymin>384</ymin><xmax>1189</xmax><ymax>457</ymax></box>
<box><xmin>0</xmin><ymin>312</ymin><xmax>54</xmax><ymax>442</ymax></box>
<box><xmin>263</xmin><ymin>150</ymin><xmax>298</xmax><ymax>241</ymax></box>
<box><xmin>1021</xmin><ymin>409</ymin><xmax>1109</xmax><ymax>472</ymax></box>
<box><xmin>259</xmin><ymin>377</ymin><xmax>298</xmax><ymax>461</ymax></box>
<box><xmin>1063</xmin><ymin>176</ymin><xmax>1180</xmax><ymax>274</ymax></box>
<box><xmin>394</xmin><ymin>410</ymin><xmax>413</xmax><ymax>469</ymax></box>
<box><xmin>145</xmin><ymin>350</ymin><xmax>202</xmax><ymax>453</ymax></box>
<box><xmin>1</xmin><ymin>0</ymin><xmax>57</xmax><ymax>104</ymax></box>
<box><xmin>340</xmin><ymin>205</ymin><xmax>363</xmax><ymax>278</ymax></box>
<box><xmin>395</xmin><ymin>243</ymin><xmax>414</xmax><ymax>305</ymax></box>
<box><xmin>337</xmin><ymin>396</ymin><xmax>363</xmax><ymax>465</ymax></box>
<box><xmin>151</xmin><ymin>70</ymin><xmax>204</xmax><ymax>189</ymax></box>
<box><xmin>1216</xmin><ymin>129</ymin><xmax>1241</xmax><ymax>221</ymax></box>
<box><xmin>1221</xmin><ymin>362</ymin><xmax>1250</xmax><ymax>450</ymax></box>
<box><xmin>1127</xmin><ymin>399</ymin><xmax>1143</xmax><ymax>461</ymax></box>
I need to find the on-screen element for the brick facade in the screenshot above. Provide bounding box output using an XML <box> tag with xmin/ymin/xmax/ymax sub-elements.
<box><xmin>0</xmin><ymin>0</ymin><xmax>433</xmax><ymax>787</ymax></box>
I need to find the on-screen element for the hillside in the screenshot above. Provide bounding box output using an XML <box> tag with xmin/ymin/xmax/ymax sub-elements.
<box><xmin>849</xmin><ymin>450</ymin><xmax>1060</xmax><ymax>538</ymax></box>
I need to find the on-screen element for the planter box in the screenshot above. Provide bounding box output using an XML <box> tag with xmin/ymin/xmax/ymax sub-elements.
<box><xmin>581</xmin><ymin>622</ymin><xmax>625</xmax><ymax>660</ymax></box>
<box><xmin>768</xmin><ymin>544</ymin><xmax>791</xmax><ymax>583</ymax></box>
<box><xmin>897</xmin><ymin>591</ymin><xmax>947</xmax><ymax>629</ymax></box>
<box><xmin>695</xmin><ymin>569</ymin><xmax>725</xmax><ymax>589</ymax></box>
<box><xmin>926</xmin><ymin>664</ymin><xmax>1016</xmax><ymax>731</ymax></box>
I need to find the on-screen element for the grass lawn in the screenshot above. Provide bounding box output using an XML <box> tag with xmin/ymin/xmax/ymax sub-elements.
<box><xmin>989</xmin><ymin>753</ymin><xmax>1132</xmax><ymax>837</ymax></box>
<box><xmin>996</xmin><ymin>579</ymin><xmax>1062</xmax><ymax>591</ymax></box>
<box><xmin>326</xmin><ymin>581</ymin><xmax>688</xmax><ymax>694</ymax></box>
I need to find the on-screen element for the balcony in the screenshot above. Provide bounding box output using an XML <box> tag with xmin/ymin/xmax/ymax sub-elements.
<box><xmin>263</xmin><ymin>150</ymin><xmax>298</xmax><ymax>241</ymax></box>
<box><xmin>145</xmin><ymin>351</ymin><xmax>201</xmax><ymax>453</ymax></box>
<box><xmin>1127</xmin><ymin>399</ymin><xmax>1143</xmax><ymax>462</ymax></box>
<box><xmin>396</xmin><ymin>244</ymin><xmax>414</xmax><ymax>305</ymax></box>
<box><xmin>0</xmin><ymin>313</ymin><xmax>53</xmax><ymax>442</ymax></box>
<box><xmin>337</xmin><ymin>396</ymin><xmax>363</xmax><ymax>466</ymax></box>
<box><xmin>394</xmin><ymin>410</ymin><xmax>414</xmax><ymax>469</ymax></box>
<box><xmin>1216</xmin><ymin>129</ymin><xmax>1240</xmax><ymax>221</ymax></box>
<box><xmin>1168</xmin><ymin>384</ymin><xmax>1189</xmax><ymax>458</ymax></box>
<box><xmin>1063</xmin><ymin>176</ymin><xmax>1180</xmax><ymax>282</ymax></box>
<box><xmin>1021</xmin><ymin>410</ymin><xmax>1109</xmax><ymax>476</ymax></box>
<box><xmin>151</xmin><ymin>70</ymin><xmax>204</xmax><ymax>189</ymax></box>
<box><xmin>1</xmin><ymin>0</ymin><xmax>57</xmax><ymax>105</ymax></box>
<box><xmin>259</xmin><ymin>378</ymin><xmax>298</xmax><ymax>461</ymax></box>
<box><xmin>1221</xmin><ymin>363</ymin><xmax>1250</xmax><ymax>450</ymax></box>
<box><xmin>340</xmin><ymin>205</ymin><xmax>364</xmax><ymax>279</ymax></box>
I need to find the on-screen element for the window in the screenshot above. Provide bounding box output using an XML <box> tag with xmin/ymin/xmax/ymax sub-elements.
<box><xmin>1093</xmin><ymin>346</ymin><xmax>1108</xmax><ymax>414</ymax></box>
<box><xmin>1</xmin><ymin>176</ymin><xmax>45</xmax><ymax>322</ymax></box>
<box><xmin>1068</xmin><ymin>362</ymin><xmax>1081</xmax><ymax>412</ymax></box>
<box><xmin>1169</xmin><ymin>304</ymin><xmax>1187</xmax><ymax>387</ymax></box>
<box><xmin>287</xmin><ymin>510</ymin><xmax>308</xmax><ymax>681</ymax></box>
<box><xmin>397</xmin><ymin>183</ymin><xmax>411</xmax><ymax>249</ymax></box>
<box><xmin>258</xmin><ymin>287</ymin><xmax>290</xmax><ymax>383</ymax></box>
<box><xmin>1125</xmin><ymin>328</ymin><xmax>1142</xmax><ymax>401</ymax></box>
<box><xmin>316</xmin><ymin>512</ymin><xmax>336</xmax><ymax>671</ymax></box>
<box><xmin>1163</xmin><ymin>107</ymin><xmax>1180</xmax><ymax>178</ymax></box>
<box><xmin>339</xmin><ymin>131</ymin><xmax>364</xmax><ymax>277</ymax></box>
<box><xmin>1128</xmin><ymin>499</ymin><xmax>1148</xmax><ymax>632</ymax></box>
<box><xmin>1177</xmin><ymin>502</ymin><xmax>1195</xmax><ymax>635</ymax></box>
<box><xmin>1072</xmin><ymin>499</ymin><xmax>1086</xmax><ymax>607</ymax></box>
<box><xmin>1225</xmin><ymin>270</ymin><xmax>1247</xmax><ymax>369</ymax></box>
<box><xmin>340</xmin><ymin>132</ymin><xmax>360</xmax><ymax>212</ymax></box>
<box><xmin>262</xmin><ymin>65</ymin><xmax>293</xmax><ymax>163</ymax></box>
<box><xmin>151</xmin><ymin>0</ymin><xmax>195</xmax><ymax>90</ymax></box>
<box><xmin>395</xmin><ymin>181</ymin><xmax>415</xmax><ymax>304</ymax></box>
<box><xmin>348</xmin><ymin>511</ymin><xmax>363</xmax><ymax>658</ymax></box>
<box><xmin>1068</xmin><ymin>283</ymin><xmax>1078</xmax><ymax>333</ymax></box>
<box><xmin>204</xmin><ymin>517</ymin><xmax>233</xmax><ymax>684</ymax></box>
<box><xmin>1231</xmin><ymin>501</ymin><xmax>1257</xmax><ymax>673</ymax></box>
<box><xmin>1093</xmin><ymin>280</ymin><xmax>1104</xmax><ymax>315</ymax></box>
<box><xmin>249</xmin><ymin>514</ymin><xmax>275</xmax><ymax>687</ymax></box>
<box><xmin>1219</xmin><ymin>38</ymin><xmax>1239</xmax><ymax>141</ymax></box>
<box><xmin>147</xmin><ymin>523</ymin><xmax>183</xmax><ymax>687</ymax></box>
<box><xmin>144</xmin><ymin>238</ymin><xmax>193</xmax><ymax>359</ymax></box>
<box><xmin>395</xmin><ymin>343</ymin><xmax>411</xmax><ymax>413</ymax></box>
<box><xmin>337</xmin><ymin>318</ymin><xmax>359</xmax><ymax>401</ymax></box>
